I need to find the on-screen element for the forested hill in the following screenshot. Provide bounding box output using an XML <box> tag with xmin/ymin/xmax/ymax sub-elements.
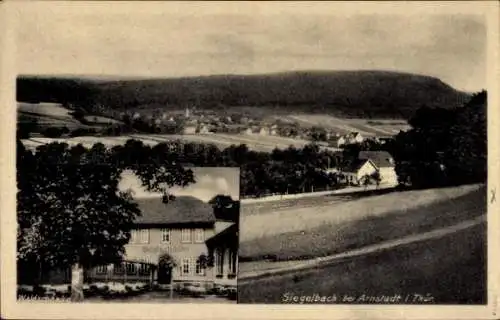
<box><xmin>17</xmin><ymin>71</ymin><xmax>471</xmax><ymax>119</ymax></box>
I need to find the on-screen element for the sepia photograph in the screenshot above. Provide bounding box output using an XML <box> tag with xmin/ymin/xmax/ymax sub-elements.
<box><xmin>1</xmin><ymin>1</ymin><xmax>499</xmax><ymax>319</ymax></box>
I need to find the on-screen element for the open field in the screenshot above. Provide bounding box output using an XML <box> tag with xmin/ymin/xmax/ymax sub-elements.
<box><xmin>18</xmin><ymin>102</ymin><xmax>74</xmax><ymax>119</ymax></box>
<box><xmin>239</xmin><ymin>185</ymin><xmax>485</xmax><ymax>264</ymax></box>
<box><xmin>238</xmin><ymin>222</ymin><xmax>486</xmax><ymax>304</ymax></box>
<box><xmin>270</xmin><ymin>114</ymin><xmax>411</xmax><ymax>137</ymax></box>
<box><xmin>239</xmin><ymin>184</ymin><xmax>483</xmax><ymax>243</ymax></box>
<box><xmin>21</xmin><ymin>132</ymin><xmax>341</xmax><ymax>153</ymax></box>
<box><xmin>82</xmin><ymin>115</ymin><xmax>123</xmax><ymax>125</ymax></box>
<box><xmin>18</xmin><ymin>102</ymin><xmax>121</xmax><ymax>130</ymax></box>
<box><xmin>18</xmin><ymin>114</ymin><xmax>83</xmax><ymax>129</ymax></box>
<box><xmin>241</xmin><ymin>187</ymin><xmax>396</xmax><ymax>216</ymax></box>
<box><xmin>136</xmin><ymin>133</ymin><xmax>337</xmax><ymax>152</ymax></box>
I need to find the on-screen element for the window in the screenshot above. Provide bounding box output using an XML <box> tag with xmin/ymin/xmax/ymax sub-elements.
<box><xmin>228</xmin><ymin>252</ymin><xmax>234</xmax><ymax>275</ymax></box>
<box><xmin>181</xmin><ymin>229</ymin><xmax>192</xmax><ymax>243</ymax></box>
<box><xmin>139</xmin><ymin>259</ymin><xmax>151</xmax><ymax>276</ymax></box>
<box><xmin>126</xmin><ymin>263</ymin><xmax>137</xmax><ymax>275</ymax></box>
<box><xmin>96</xmin><ymin>264</ymin><xmax>108</xmax><ymax>275</ymax></box>
<box><xmin>230</xmin><ymin>251</ymin><xmax>237</xmax><ymax>274</ymax></box>
<box><xmin>140</xmin><ymin>229</ymin><xmax>149</xmax><ymax>244</ymax></box>
<box><xmin>130</xmin><ymin>230</ymin><xmax>138</xmax><ymax>244</ymax></box>
<box><xmin>195</xmin><ymin>258</ymin><xmax>205</xmax><ymax>276</ymax></box>
<box><xmin>181</xmin><ymin>258</ymin><xmax>190</xmax><ymax>275</ymax></box>
<box><xmin>161</xmin><ymin>229</ymin><xmax>171</xmax><ymax>243</ymax></box>
<box><xmin>194</xmin><ymin>229</ymin><xmax>204</xmax><ymax>243</ymax></box>
<box><xmin>216</xmin><ymin>249</ymin><xmax>224</xmax><ymax>276</ymax></box>
<box><xmin>130</xmin><ymin>229</ymin><xmax>149</xmax><ymax>244</ymax></box>
<box><xmin>113</xmin><ymin>263</ymin><xmax>125</xmax><ymax>275</ymax></box>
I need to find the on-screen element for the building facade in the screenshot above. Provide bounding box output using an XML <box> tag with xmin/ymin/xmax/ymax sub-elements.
<box><xmin>359</xmin><ymin>151</ymin><xmax>398</xmax><ymax>186</ymax></box>
<box><xmin>341</xmin><ymin>159</ymin><xmax>378</xmax><ymax>185</ymax></box>
<box><xmin>206</xmin><ymin>222</ymin><xmax>238</xmax><ymax>287</ymax></box>
<box><xmin>86</xmin><ymin>195</ymin><xmax>238</xmax><ymax>288</ymax></box>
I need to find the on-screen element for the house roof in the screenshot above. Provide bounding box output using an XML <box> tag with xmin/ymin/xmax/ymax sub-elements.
<box><xmin>359</xmin><ymin>151</ymin><xmax>395</xmax><ymax>168</ymax></box>
<box><xmin>214</xmin><ymin>221</ymin><xmax>235</xmax><ymax>235</ymax></box>
<box><xmin>133</xmin><ymin>196</ymin><xmax>216</xmax><ymax>225</ymax></box>
<box><xmin>345</xmin><ymin>132</ymin><xmax>361</xmax><ymax>139</ymax></box>
<box><xmin>205</xmin><ymin>223</ymin><xmax>238</xmax><ymax>249</ymax></box>
<box><xmin>342</xmin><ymin>159</ymin><xmax>372</xmax><ymax>173</ymax></box>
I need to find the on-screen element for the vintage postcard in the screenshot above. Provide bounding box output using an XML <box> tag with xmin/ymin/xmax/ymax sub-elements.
<box><xmin>1</xmin><ymin>1</ymin><xmax>499</xmax><ymax>319</ymax></box>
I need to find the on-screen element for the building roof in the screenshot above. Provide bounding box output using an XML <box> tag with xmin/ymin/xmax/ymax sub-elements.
<box><xmin>214</xmin><ymin>221</ymin><xmax>235</xmax><ymax>235</ymax></box>
<box><xmin>359</xmin><ymin>151</ymin><xmax>395</xmax><ymax>168</ymax></box>
<box><xmin>205</xmin><ymin>223</ymin><xmax>238</xmax><ymax>249</ymax></box>
<box><xmin>345</xmin><ymin>132</ymin><xmax>361</xmax><ymax>139</ymax></box>
<box><xmin>133</xmin><ymin>196</ymin><xmax>216</xmax><ymax>225</ymax></box>
<box><xmin>342</xmin><ymin>159</ymin><xmax>372</xmax><ymax>173</ymax></box>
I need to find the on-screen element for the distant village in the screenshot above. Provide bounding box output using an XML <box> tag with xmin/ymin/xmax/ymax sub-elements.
<box><xmin>19</xmin><ymin>102</ymin><xmax>396</xmax><ymax>148</ymax></box>
<box><xmin>111</xmin><ymin>107</ymin><xmax>394</xmax><ymax>147</ymax></box>
<box><xmin>19</xmin><ymin>102</ymin><xmax>401</xmax><ymax>190</ymax></box>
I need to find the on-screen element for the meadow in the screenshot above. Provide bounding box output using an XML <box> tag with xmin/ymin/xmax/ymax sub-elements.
<box><xmin>238</xmin><ymin>222</ymin><xmax>486</xmax><ymax>304</ymax></box>
<box><xmin>21</xmin><ymin>132</ymin><xmax>341</xmax><ymax>153</ymax></box>
<box><xmin>270</xmin><ymin>114</ymin><xmax>411</xmax><ymax>136</ymax></box>
<box><xmin>239</xmin><ymin>184</ymin><xmax>485</xmax><ymax>266</ymax></box>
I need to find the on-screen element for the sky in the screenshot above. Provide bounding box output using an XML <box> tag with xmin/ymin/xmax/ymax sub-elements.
<box><xmin>13</xmin><ymin>2</ymin><xmax>487</xmax><ymax>92</ymax></box>
<box><xmin>118</xmin><ymin>167</ymin><xmax>240</xmax><ymax>202</ymax></box>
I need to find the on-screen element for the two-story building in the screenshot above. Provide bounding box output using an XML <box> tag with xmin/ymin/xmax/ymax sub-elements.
<box><xmin>359</xmin><ymin>151</ymin><xmax>398</xmax><ymax>186</ymax></box>
<box><xmin>337</xmin><ymin>150</ymin><xmax>398</xmax><ymax>186</ymax></box>
<box><xmin>85</xmin><ymin>195</ymin><xmax>238</xmax><ymax>289</ymax></box>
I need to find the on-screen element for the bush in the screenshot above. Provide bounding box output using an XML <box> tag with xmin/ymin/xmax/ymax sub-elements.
<box><xmin>70</xmin><ymin>128</ymin><xmax>97</xmax><ymax>137</ymax></box>
<box><xmin>42</xmin><ymin>127</ymin><xmax>65</xmax><ymax>138</ymax></box>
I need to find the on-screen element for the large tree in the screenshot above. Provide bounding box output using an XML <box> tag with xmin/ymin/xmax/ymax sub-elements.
<box><xmin>392</xmin><ymin>90</ymin><xmax>487</xmax><ymax>188</ymax></box>
<box><xmin>17</xmin><ymin>140</ymin><xmax>195</xmax><ymax>301</ymax></box>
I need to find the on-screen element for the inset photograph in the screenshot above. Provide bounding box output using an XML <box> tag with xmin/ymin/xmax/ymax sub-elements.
<box><xmin>17</xmin><ymin>155</ymin><xmax>239</xmax><ymax>303</ymax></box>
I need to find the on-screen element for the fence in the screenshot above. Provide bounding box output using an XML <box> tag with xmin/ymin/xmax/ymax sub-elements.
<box><xmin>240</xmin><ymin>184</ymin><xmax>396</xmax><ymax>204</ymax></box>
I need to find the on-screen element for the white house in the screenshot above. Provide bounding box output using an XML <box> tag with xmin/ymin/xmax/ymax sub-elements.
<box><xmin>336</xmin><ymin>150</ymin><xmax>398</xmax><ymax>186</ymax></box>
<box><xmin>341</xmin><ymin>159</ymin><xmax>379</xmax><ymax>185</ymax></box>
<box><xmin>242</xmin><ymin>127</ymin><xmax>254</xmax><ymax>135</ymax></box>
<box><xmin>197</xmin><ymin>125</ymin><xmax>211</xmax><ymax>134</ymax></box>
<box><xmin>358</xmin><ymin>151</ymin><xmax>398</xmax><ymax>186</ymax></box>
<box><xmin>183</xmin><ymin>126</ymin><xmax>197</xmax><ymax>135</ymax></box>
<box><xmin>259</xmin><ymin>127</ymin><xmax>270</xmax><ymax>136</ymax></box>
<box><xmin>345</xmin><ymin>132</ymin><xmax>364</xmax><ymax>144</ymax></box>
<box><xmin>331</xmin><ymin>136</ymin><xmax>347</xmax><ymax>148</ymax></box>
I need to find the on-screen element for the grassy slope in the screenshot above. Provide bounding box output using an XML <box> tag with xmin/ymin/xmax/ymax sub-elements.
<box><xmin>240</xmin><ymin>184</ymin><xmax>483</xmax><ymax>242</ymax></box>
<box><xmin>274</xmin><ymin>114</ymin><xmax>410</xmax><ymax>136</ymax></box>
<box><xmin>238</xmin><ymin>223</ymin><xmax>486</xmax><ymax>304</ymax></box>
<box><xmin>18</xmin><ymin>102</ymin><xmax>123</xmax><ymax>131</ymax></box>
<box><xmin>239</xmin><ymin>185</ymin><xmax>485</xmax><ymax>262</ymax></box>
<box><xmin>241</xmin><ymin>188</ymin><xmax>396</xmax><ymax>217</ymax></box>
